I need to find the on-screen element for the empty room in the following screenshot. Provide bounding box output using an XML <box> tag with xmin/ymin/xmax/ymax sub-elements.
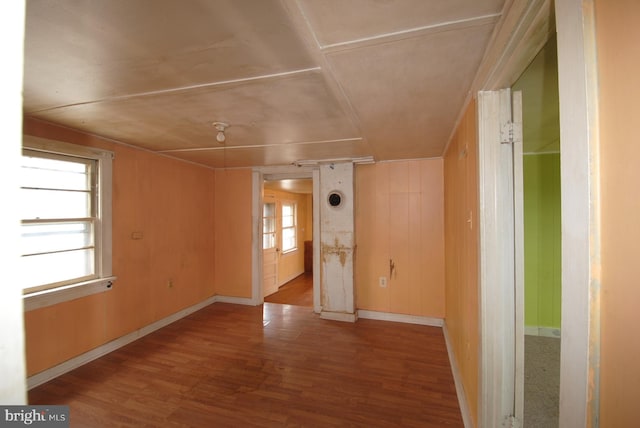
<box><xmin>2</xmin><ymin>1</ymin><xmax>638</xmax><ymax>427</ymax></box>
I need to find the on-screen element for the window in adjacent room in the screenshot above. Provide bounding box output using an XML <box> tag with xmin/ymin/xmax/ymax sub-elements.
<box><xmin>263</xmin><ymin>202</ymin><xmax>276</xmax><ymax>249</ymax></box>
<box><xmin>21</xmin><ymin>136</ymin><xmax>115</xmax><ymax>310</ymax></box>
<box><xmin>281</xmin><ymin>202</ymin><xmax>297</xmax><ymax>253</ymax></box>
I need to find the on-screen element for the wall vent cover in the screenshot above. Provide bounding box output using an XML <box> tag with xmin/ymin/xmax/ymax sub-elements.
<box><xmin>328</xmin><ymin>191</ymin><xmax>343</xmax><ymax>207</ymax></box>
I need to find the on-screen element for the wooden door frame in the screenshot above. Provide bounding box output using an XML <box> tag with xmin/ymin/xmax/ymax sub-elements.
<box><xmin>252</xmin><ymin>167</ymin><xmax>320</xmax><ymax>312</ymax></box>
<box><xmin>477</xmin><ymin>88</ymin><xmax>520</xmax><ymax>427</ymax></box>
<box><xmin>472</xmin><ymin>0</ymin><xmax>600</xmax><ymax>426</ymax></box>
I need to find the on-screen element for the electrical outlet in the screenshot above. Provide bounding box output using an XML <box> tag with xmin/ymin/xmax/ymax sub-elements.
<box><xmin>379</xmin><ymin>276</ymin><xmax>387</xmax><ymax>288</ymax></box>
<box><xmin>168</xmin><ymin>279</ymin><xmax>174</xmax><ymax>289</ymax></box>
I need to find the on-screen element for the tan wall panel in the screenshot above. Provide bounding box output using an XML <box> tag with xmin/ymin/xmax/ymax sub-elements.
<box><xmin>443</xmin><ymin>99</ymin><xmax>479</xmax><ymax>426</ymax></box>
<box><xmin>355</xmin><ymin>159</ymin><xmax>444</xmax><ymax>318</ymax></box>
<box><xmin>389</xmin><ymin>192</ymin><xmax>411</xmax><ymax>313</ymax></box>
<box><xmin>354</xmin><ymin>165</ymin><xmax>379</xmax><ymax>309</ymax></box>
<box><xmin>214</xmin><ymin>169</ymin><xmax>253</xmax><ymax>298</ymax></box>
<box><xmin>22</xmin><ymin>118</ymin><xmax>216</xmax><ymax>376</ymax></box>
<box><xmin>595</xmin><ymin>0</ymin><xmax>640</xmax><ymax>424</ymax></box>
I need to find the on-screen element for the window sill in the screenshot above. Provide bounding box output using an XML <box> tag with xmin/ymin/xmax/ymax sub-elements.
<box><xmin>24</xmin><ymin>276</ymin><xmax>117</xmax><ymax>312</ymax></box>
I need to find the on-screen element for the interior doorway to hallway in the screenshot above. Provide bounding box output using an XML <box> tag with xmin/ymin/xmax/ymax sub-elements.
<box><xmin>261</xmin><ymin>177</ymin><xmax>314</xmax><ymax>308</ymax></box>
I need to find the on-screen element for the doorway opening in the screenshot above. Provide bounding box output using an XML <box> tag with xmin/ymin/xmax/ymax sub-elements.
<box><xmin>261</xmin><ymin>177</ymin><xmax>314</xmax><ymax>308</ymax></box>
<box><xmin>512</xmin><ymin>34</ymin><xmax>561</xmax><ymax>428</ymax></box>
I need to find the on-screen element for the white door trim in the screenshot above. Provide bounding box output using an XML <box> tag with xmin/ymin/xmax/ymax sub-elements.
<box><xmin>473</xmin><ymin>0</ymin><xmax>600</xmax><ymax>426</ymax></box>
<box><xmin>555</xmin><ymin>1</ymin><xmax>601</xmax><ymax>426</ymax></box>
<box><xmin>477</xmin><ymin>89</ymin><xmax>517</xmax><ymax>427</ymax></box>
<box><xmin>251</xmin><ymin>170</ymin><xmax>264</xmax><ymax>305</ymax></box>
<box><xmin>512</xmin><ymin>90</ymin><xmax>525</xmax><ymax>424</ymax></box>
<box><xmin>252</xmin><ymin>166</ymin><xmax>320</xmax><ymax>312</ymax></box>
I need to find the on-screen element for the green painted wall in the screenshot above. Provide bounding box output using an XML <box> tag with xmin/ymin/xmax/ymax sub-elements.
<box><xmin>524</xmin><ymin>153</ymin><xmax>561</xmax><ymax>329</ymax></box>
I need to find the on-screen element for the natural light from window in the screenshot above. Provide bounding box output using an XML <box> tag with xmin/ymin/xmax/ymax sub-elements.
<box><xmin>20</xmin><ymin>151</ymin><xmax>96</xmax><ymax>293</ymax></box>
<box><xmin>281</xmin><ymin>202</ymin><xmax>296</xmax><ymax>252</ymax></box>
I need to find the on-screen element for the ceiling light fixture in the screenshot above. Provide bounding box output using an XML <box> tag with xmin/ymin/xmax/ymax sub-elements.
<box><xmin>213</xmin><ymin>122</ymin><xmax>229</xmax><ymax>143</ymax></box>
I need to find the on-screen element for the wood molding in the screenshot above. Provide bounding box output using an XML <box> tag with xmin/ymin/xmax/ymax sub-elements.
<box><xmin>477</xmin><ymin>89</ymin><xmax>518</xmax><ymax>427</ymax></box>
<box><xmin>213</xmin><ymin>295</ymin><xmax>258</xmax><ymax>306</ymax></box>
<box><xmin>357</xmin><ymin>310</ymin><xmax>443</xmax><ymax>327</ymax></box>
<box><xmin>320</xmin><ymin>311</ymin><xmax>357</xmax><ymax>323</ymax></box>
<box><xmin>443</xmin><ymin>323</ymin><xmax>473</xmax><ymax>428</ymax></box>
<box><xmin>472</xmin><ymin>0</ymin><xmax>555</xmax><ymax>91</ymax></box>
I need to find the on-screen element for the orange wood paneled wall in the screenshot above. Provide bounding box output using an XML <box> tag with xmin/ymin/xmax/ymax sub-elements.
<box><xmin>355</xmin><ymin>159</ymin><xmax>445</xmax><ymax>318</ymax></box>
<box><xmin>443</xmin><ymin>98</ymin><xmax>479</xmax><ymax>426</ymax></box>
<box><xmin>214</xmin><ymin>169</ymin><xmax>253</xmax><ymax>298</ymax></box>
<box><xmin>22</xmin><ymin>118</ymin><xmax>217</xmax><ymax>376</ymax></box>
<box><xmin>596</xmin><ymin>0</ymin><xmax>640</xmax><ymax>424</ymax></box>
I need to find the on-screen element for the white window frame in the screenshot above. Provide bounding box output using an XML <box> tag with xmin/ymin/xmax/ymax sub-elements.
<box><xmin>22</xmin><ymin>136</ymin><xmax>116</xmax><ymax>311</ymax></box>
<box><xmin>281</xmin><ymin>201</ymin><xmax>297</xmax><ymax>253</ymax></box>
<box><xmin>262</xmin><ymin>201</ymin><xmax>276</xmax><ymax>250</ymax></box>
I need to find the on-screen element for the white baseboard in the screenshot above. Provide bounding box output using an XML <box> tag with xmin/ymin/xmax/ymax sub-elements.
<box><xmin>357</xmin><ymin>310</ymin><xmax>443</xmax><ymax>327</ymax></box>
<box><xmin>27</xmin><ymin>293</ymin><xmax>258</xmax><ymax>390</ymax></box>
<box><xmin>525</xmin><ymin>326</ymin><xmax>561</xmax><ymax>338</ymax></box>
<box><xmin>214</xmin><ymin>295</ymin><xmax>258</xmax><ymax>306</ymax></box>
<box><xmin>442</xmin><ymin>323</ymin><xmax>473</xmax><ymax>428</ymax></box>
<box><xmin>277</xmin><ymin>270</ymin><xmax>305</xmax><ymax>288</ymax></box>
<box><xmin>320</xmin><ymin>311</ymin><xmax>358</xmax><ymax>323</ymax></box>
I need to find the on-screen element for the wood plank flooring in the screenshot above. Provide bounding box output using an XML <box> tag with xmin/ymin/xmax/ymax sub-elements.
<box><xmin>29</xmin><ymin>302</ymin><xmax>463</xmax><ymax>427</ymax></box>
<box><xmin>264</xmin><ymin>272</ymin><xmax>313</xmax><ymax>307</ymax></box>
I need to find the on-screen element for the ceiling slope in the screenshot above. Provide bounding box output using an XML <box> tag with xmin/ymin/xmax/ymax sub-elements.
<box><xmin>23</xmin><ymin>0</ymin><xmax>506</xmax><ymax>168</ymax></box>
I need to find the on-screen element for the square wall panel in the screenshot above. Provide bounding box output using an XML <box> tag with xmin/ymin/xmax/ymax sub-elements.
<box><xmin>24</xmin><ymin>0</ymin><xmax>316</xmax><ymax>111</ymax></box>
<box><xmin>30</xmin><ymin>71</ymin><xmax>363</xmax><ymax>154</ymax></box>
<box><xmin>326</xmin><ymin>23</ymin><xmax>495</xmax><ymax>159</ymax></box>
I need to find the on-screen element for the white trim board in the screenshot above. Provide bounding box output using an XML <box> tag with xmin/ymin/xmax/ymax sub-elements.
<box><xmin>27</xmin><ymin>294</ymin><xmax>255</xmax><ymax>390</ymax></box>
<box><xmin>24</xmin><ymin>277</ymin><xmax>116</xmax><ymax>312</ymax></box>
<box><xmin>320</xmin><ymin>311</ymin><xmax>358</xmax><ymax>323</ymax></box>
<box><xmin>213</xmin><ymin>295</ymin><xmax>257</xmax><ymax>306</ymax></box>
<box><xmin>278</xmin><ymin>271</ymin><xmax>305</xmax><ymax>288</ymax></box>
<box><xmin>357</xmin><ymin>310</ymin><xmax>443</xmax><ymax>327</ymax></box>
<box><xmin>443</xmin><ymin>323</ymin><xmax>473</xmax><ymax>428</ymax></box>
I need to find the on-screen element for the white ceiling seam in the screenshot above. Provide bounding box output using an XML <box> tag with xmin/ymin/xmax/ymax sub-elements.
<box><xmin>290</xmin><ymin>0</ymin><xmax>324</xmax><ymax>51</ymax></box>
<box><xmin>319</xmin><ymin>13</ymin><xmax>501</xmax><ymax>53</ymax></box>
<box><xmin>159</xmin><ymin>137</ymin><xmax>364</xmax><ymax>153</ymax></box>
<box><xmin>283</xmin><ymin>0</ymin><xmax>370</xmax><ymax>144</ymax></box>
<box><xmin>29</xmin><ymin>67</ymin><xmax>323</xmax><ymax>115</ymax></box>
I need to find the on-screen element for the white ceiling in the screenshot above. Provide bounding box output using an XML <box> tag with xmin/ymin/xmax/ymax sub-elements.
<box><xmin>23</xmin><ymin>0</ymin><xmax>506</xmax><ymax>168</ymax></box>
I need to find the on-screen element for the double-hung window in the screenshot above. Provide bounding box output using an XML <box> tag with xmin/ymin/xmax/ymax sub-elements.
<box><xmin>21</xmin><ymin>136</ymin><xmax>115</xmax><ymax>310</ymax></box>
<box><xmin>281</xmin><ymin>202</ymin><xmax>297</xmax><ymax>253</ymax></box>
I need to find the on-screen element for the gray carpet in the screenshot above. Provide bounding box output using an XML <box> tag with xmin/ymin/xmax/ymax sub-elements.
<box><xmin>524</xmin><ymin>335</ymin><xmax>560</xmax><ymax>428</ymax></box>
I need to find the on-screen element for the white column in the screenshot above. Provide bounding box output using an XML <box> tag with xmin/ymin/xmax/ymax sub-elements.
<box><xmin>319</xmin><ymin>162</ymin><xmax>357</xmax><ymax>322</ymax></box>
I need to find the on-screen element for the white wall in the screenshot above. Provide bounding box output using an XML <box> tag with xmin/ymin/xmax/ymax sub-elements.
<box><xmin>0</xmin><ymin>0</ymin><xmax>27</xmax><ymax>404</ymax></box>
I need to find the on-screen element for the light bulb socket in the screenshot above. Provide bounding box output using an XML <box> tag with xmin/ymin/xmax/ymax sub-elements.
<box><xmin>212</xmin><ymin>121</ymin><xmax>229</xmax><ymax>144</ymax></box>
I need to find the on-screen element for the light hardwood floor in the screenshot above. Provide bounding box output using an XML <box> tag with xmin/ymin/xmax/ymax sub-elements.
<box><xmin>29</xmin><ymin>302</ymin><xmax>463</xmax><ymax>427</ymax></box>
<box><xmin>264</xmin><ymin>272</ymin><xmax>313</xmax><ymax>307</ymax></box>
